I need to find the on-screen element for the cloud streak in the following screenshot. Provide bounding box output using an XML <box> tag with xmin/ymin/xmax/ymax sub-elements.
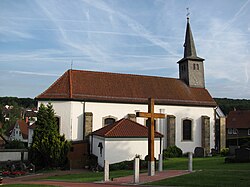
<box><xmin>1</xmin><ymin>0</ymin><xmax>250</xmax><ymax>98</ymax></box>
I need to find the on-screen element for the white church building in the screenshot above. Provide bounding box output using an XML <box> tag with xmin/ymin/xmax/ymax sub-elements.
<box><xmin>36</xmin><ymin>18</ymin><xmax>219</xmax><ymax>168</ymax></box>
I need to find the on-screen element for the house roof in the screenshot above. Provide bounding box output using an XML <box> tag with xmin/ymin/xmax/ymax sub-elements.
<box><xmin>36</xmin><ymin>69</ymin><xmax>216</xmax><ymax>107</ymax></box>
<box><xmin>17</xmin><ymin>120</ymin><xmax>29</xmax><ymax>139</ymax></box>
<box><xmin>92</xmin><ymin>118</ymin><xmax>163</xmax><ymax>138</ymax></box>
<box><xmin>28</xmin><ymin>122</ymin><xmax>36</xmax><ymax>130</ymax></box>
<box><xmin>227</xmin><ymin>110</ymin><xmax>250</xmax><ymax>129</ymax></box>
<box><xmin>8</xmin><ymin>120</ymin><xmax>29</xmax><ymax>139</ymax></box>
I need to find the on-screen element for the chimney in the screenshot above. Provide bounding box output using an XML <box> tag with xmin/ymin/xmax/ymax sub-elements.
<box><xmin>126</xmin><ymin>114</ymin><xmax>136</xmax><ymax>122</ymax></box>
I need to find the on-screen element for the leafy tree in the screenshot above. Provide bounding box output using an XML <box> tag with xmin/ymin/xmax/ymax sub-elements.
<box><xmin>30</xmin><ymin>103</ymin><xmax>71</xmax><ymax>168</ymax></box>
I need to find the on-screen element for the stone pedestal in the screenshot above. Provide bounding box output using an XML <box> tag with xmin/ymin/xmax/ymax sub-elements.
<box><xmin>158</xmin><ymin>154</ymin><xmax>163</xmax><ymax>172</ymax></box>
<box><xmin>188</xmin><ymin>152</ymin><xmax>193</xmax><ymax>172</ymax></box>
<box><xmin>148</xmin><ymin>161</ymin><xmax>155</xmax><ymax>176</ymax></box>
<box><xmin>134</xmin><ymin>157</ymin><xmax>140</xmax><ymax>184</ymax></box>
<box><xmin>104</xmin><ymin>160</ymin><xmax>109</xmax><ymax>182</ymax></box>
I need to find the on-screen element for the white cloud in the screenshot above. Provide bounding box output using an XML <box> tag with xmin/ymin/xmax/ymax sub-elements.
<box><xmin>9</xmin><ymin>70</ymin><xmax>59</xmax><ymax>77</ymax></box>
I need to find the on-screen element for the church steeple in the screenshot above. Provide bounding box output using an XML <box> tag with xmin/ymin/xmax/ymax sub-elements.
<box><xmin>184</xmin><ymin>17</ymin><xmax>197</xmax><ymax>58</ymax></box>
<box><xmin>177</xmin><ymin>17</ymin><xmax>205</xmax><ymax>88</ymax></box>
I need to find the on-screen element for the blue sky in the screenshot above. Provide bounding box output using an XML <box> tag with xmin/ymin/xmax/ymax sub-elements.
<box><xmin>0</xmin><ymin>0</ymin><xmax>250</xmax><ymax>99</ymax></box>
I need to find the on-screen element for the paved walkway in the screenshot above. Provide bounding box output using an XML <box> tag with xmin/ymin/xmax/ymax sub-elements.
<box><xmin>2</xmin><ymin>169</ymin><xmax>190</xmax><ymax>186</ymax></box>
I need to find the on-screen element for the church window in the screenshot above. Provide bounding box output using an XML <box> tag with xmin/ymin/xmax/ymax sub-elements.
<box><xmin>196</xmin><ymin>64</ymin><xmax>199</xmax><ymax>70</ymax></box>
<box><xmin>193</xmin><ymin>64</ymin><xmax>196</xmax><ymax>70</ymax></box>
<box><xmin>103</xmin><ymin>115</ymin><xmax>117</xmax><ymax>126</ymax></box>
<box><xmin>105</xmin><ymin>118</ymin><xmax>115</xmax><ymax>126</ymax></box>
<box><xmin>182</xmin><ymin>119</ymin><xmax>192</xmax><ymax>141</ymax></box>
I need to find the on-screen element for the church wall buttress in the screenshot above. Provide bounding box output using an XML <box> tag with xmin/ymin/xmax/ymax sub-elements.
<box><xmin>167</xmin><ymin>115</ymin><xmax>176</xmax><ymax>147</ymax></box>
<box><xmin>84</xmin><ymin>112</ymin><xmax>93</xmax><ymax>140</ymax></box>
<box><xmin>201</xmin><ymin>116</ymin><xmax>210</xmax><ymax>155</ymax></box>
<box><xmin>220</xmin><ymin>117</ymin><xmax>226</xmax><ymax>150</ymax></box>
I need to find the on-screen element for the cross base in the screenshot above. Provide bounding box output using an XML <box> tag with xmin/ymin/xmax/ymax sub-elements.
<box><xmin>148</xmin><ymin>161</ymin><xmax>155</xmax><ymax>176</ymax></box>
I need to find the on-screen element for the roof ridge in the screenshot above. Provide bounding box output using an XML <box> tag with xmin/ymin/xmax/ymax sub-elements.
<box><xmin>105</xmin><ymin>118</ymin><xmax>126</xmax><ymax>136</ymax></box>
<box><xmin>36</xmin><ymin>70</ymin><xmax>68</xmax><ymax>99</ymax></box>
<box><xmin>70</xmin><ymin>69</ymin><xmax>178</xmax><ymax>81</ymax></box>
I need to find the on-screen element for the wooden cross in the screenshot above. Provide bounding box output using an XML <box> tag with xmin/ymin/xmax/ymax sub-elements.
<box><xmin>136</xmin><ymin>98</ymin><xmax>165</xmax><ymax>176</ymax></box>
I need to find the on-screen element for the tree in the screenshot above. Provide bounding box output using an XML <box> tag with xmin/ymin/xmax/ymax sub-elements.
<box><xmin>30</xmin><ymin>103</ymin><xmax>71</xmax><ymax>168</ymax></box>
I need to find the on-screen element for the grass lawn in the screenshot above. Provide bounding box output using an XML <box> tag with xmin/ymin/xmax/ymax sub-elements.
<box><xmin>3</xmin><ymin>185</ymin><xmax>55</xmax><ymax>187</ymax></box>
<box><xmin>35</xmin><ymin>157</ymin><xmax>250</xmax><ymax>187</ymax></box>
<box><xmin>43</xmin><ymin>169</ymin><xmax>135</xmax><ymax>182</ymax></box>
<box><xmin>149</xmin><ymin>156</ymin><xmax>250</xmax><ymax>187</ymax></box>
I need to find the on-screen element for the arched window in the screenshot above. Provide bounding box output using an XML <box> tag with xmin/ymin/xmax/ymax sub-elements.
<box><xmin>193</xmin><ymin>64</ymin><xmax>196</xmax><ymax>70</ymax></box>
<box><xmin>104</xmin><ymin>118</ymin><xmax>116</xmax><ymax>126</ymax></box>
<box><xmin>196</xmin><ymin>64</ymin><xmax>199</xmax><ymax>70</ymax></box>
<box><xmin>183</xmin><ymin>119</ymin><xmax>192</xmax><ymax>141</ymax></box>
<box><xmin>103</xmin><ymin>115</ymin><xmax>117</xmax><ymax>126</ymax></box>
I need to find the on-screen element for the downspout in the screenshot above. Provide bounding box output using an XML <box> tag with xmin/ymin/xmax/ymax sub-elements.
<box><xmin>82</xmin><ymin>101</ymin><xmax>86</xmax><ymax>140</ymax></box>
<box><xmin>160</xmin><ymin>137</ymin><xmax>162</xmax><ymax>155</ymax></box>
<box><xmin>214</xmin><ymin>106</ymin><xmax>218</xmax><ymax>150</ymax></box>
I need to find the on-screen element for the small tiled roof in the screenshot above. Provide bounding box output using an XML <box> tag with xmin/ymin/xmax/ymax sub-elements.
<box><xmin>36</xmin><ymin>69</ymin><xmax>216</xmax><ymax>107</ymax></box>
<box><xmin>16</xmin><ymin>120</ymin><xmax>28</xmax><ymax>139</ymax></box>
<box><xmin>92</xmin><ymin>118</ymin><xmax>163</xmax><ymax>138</ymax></box>
<box><xmin>227</xmin><ymin>110</ymin><xmax>250</xmax><ymax>129</ymax></box>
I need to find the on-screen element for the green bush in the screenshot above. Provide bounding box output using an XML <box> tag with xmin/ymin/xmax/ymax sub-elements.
<box><xmin>5</xmin><ymin>140</ymin><xmax>25</xmax><ymax>149</ymax></box>
<box><xmin>220</xmin><ymin>148</ymin><xmax>229</xmax><ymax>157</ymax></box>
<box><xmin>163</xmin><ymin>146</ymin><xmax>183</xmax><ymax>159</ymax></box>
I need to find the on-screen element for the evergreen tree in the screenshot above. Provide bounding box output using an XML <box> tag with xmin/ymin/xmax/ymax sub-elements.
<box><xmin>30</xmin><ymin>103</ymin><xmax>71</xmax><ymax>168</ymax></box>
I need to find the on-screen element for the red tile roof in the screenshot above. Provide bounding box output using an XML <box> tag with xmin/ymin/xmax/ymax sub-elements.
<box><xmin>36</xmin><ymin>69</ymin><xmax>216</xmax><ymax>107</ymax></box>
<box><xmin>227</xmin><ymin>110</ymin><xmax>250</xmax><ymax>129</ymax></box>
<box><xmin>17</xmin><ymin>120</ymin><xmax>29</xmax><ymax>139</ymax></box>
<box><xmin>92</xmin><ymin>118</ymin><xmax>163</xmax><ymax>138</ymax></box>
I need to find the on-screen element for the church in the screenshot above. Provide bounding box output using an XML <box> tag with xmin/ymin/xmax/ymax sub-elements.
<box><xmin>36</xmin><ymin>18</ymin><xmax>219</xmax><ymax>168</ymax></box>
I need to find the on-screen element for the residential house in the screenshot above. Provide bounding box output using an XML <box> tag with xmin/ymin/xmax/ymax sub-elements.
<box><xmin>226</xmin><ymin>110</ymin><xmax>250</xmax><ymax>147</ymax></box>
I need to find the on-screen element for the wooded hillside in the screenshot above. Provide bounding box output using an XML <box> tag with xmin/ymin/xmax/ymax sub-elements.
<box><xmin>214</xmin><ymin>98</ymin><xmax>250</xmax><ymax>115</ymax></box>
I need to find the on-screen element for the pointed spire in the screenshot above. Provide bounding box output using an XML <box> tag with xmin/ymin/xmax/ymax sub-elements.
<box><xmin>184</xmin><ymin>17</ymin><xmax>197</xmax><ymax>58</ymax></box>
<box><xmin>178</xmin><ymin>17</ymin><xmax>204</xmax><ymax>63</ymax></box>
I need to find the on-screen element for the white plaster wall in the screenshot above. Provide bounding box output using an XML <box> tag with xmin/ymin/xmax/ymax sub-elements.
<box><xmin>92</xmin><ymin>136</ymin><xmax>105</xmax><ymax>167</ymax></box>
<box><xmin>38</xmin><ymin>101</ymin><xmax>84</xmax><ymax>141</ymax></box>
<box><xmin>104</xmin><ymin>138</ymin><xmax>161</xmax><ymax>167</ymax></box>
<box><xmin>38</xmin><ymin>100</ymin><xmax>215</xmax><ymax>153</ymax></box>
<box><xmin>0</xmin><ymin>151</ymin><xmax>28</xmax><ymax>161</ymax></box>
<box><xmin>86</xmin><ymin>102</ymin><xmax>215</xmax><ymax>153</ymax></box>
<box><xmin>92</xmin><ymin>136</ymin><xmax>161</xmax><ymax>167</ymax></box>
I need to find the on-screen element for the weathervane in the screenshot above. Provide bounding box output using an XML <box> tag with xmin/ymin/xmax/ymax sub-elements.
<box><xmin>186</xmin><ymin>7</ymin><xmax>190</xmax><ymax>19</ymax></box>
